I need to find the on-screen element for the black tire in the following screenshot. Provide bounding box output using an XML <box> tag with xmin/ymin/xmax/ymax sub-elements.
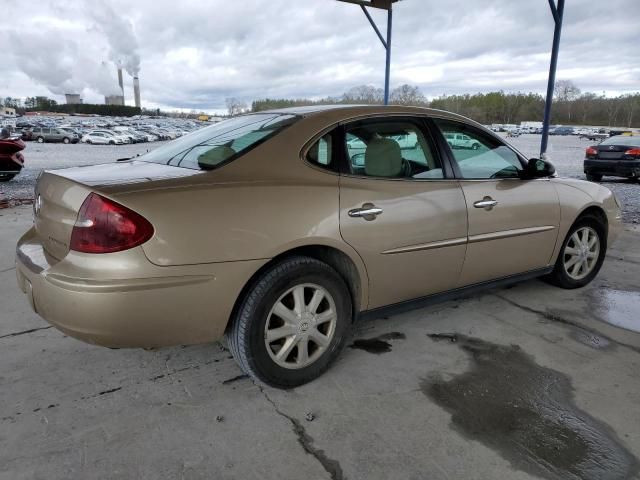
<box><xmin>226</xmin><ymin>256</ymin><xmax>353</xmax><ymax>388</ymax></box>
<box><xmin>36</xmin><ymin>136</ymin><xmax>44</xmax><ymax>143</ymax></box>
<box><xmin>0</xmin><ymin>174</ymin><xmax>16</xmax><ymax>182</ymax></box>
<box><xmin>472</xmin><ymin>143</ymin><xmax>480</xmax><ymax>150</ymax></box>
<box><xmin>86</xmin><ymin>140</ymin><xmax>92</xmax><ymax>144</ymax></box>
<box><xmin>109</xmin><ymin>140</ymin><xmax>116</xmax><ymax>145</ymax></box>
<box><xmin>62</xmin><ymin>137</ymin><xmax>70</xmax><ymax>144</ymax></box>
<box><xmin>586</xmin><ymin>173</ymin><xmax>602</xmax><ymax>182</ymax></box>
<box><xmin>544</xmin><ymin>214</ymin><xmax>607</xmax><ymax>289</ymax></box>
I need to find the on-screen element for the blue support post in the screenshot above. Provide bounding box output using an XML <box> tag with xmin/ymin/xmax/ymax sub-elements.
<box><xmin>384</xmin><ymin>7</ymin><xmax>393</xmax><ymax>105</ymax></box>
<box><xmin>540</xmin><ymin>0</ymin><xmax>565</xmax><ymax>158</ymax></box>
<box><xmin>359</xmin><ymin>3</ymin><xmax>393</xmax><ymax>105</ymax></box>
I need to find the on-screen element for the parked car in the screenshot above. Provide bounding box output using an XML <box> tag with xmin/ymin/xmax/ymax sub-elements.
<box><xmin>32</xmin><ymin>127</ymin><xmax>79</xmax><ymax>144</ymax></box>
<box><xmin>16</xmin><ymin>105</ymin><xmax>622</xmax><ymax>387</ymax></box>
<box><xmin>584</xmin><ymin>135</ymin><xmax>640</xmax><ymax>182</ymax></box>
<box><xmin>444</xmin><ymin>131</ymin><xmax>482</xmax><ymax>149</ymax></box>
<box><xmin>550</xmin><ymin>126</ymin><xmax>575</xmax><ymax>136</ymax></box>
<box><xmin>82</xmin><ymin>132</ymin><xmax>121</xmax><ymax>145</ymax></box>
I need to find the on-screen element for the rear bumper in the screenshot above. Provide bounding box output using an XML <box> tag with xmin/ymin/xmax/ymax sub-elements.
<box><xmin>584</xmin><ymin>159</ymin><xmax>640</xmax><ymax>178</ymax></box>
<box><xmin>15</xmin><ymin>227</ymin><xmax>266</xmax><ymax>348</ymax></box>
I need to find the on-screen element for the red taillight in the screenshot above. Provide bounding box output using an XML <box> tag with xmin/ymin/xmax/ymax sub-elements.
<box><xmin>70</xmin><ymin>193</ymin><xmax>154</xmax><ymax>254</ymax></box>
<box><xmin>585</xmin><ymin>146</ymin><xmax>598</xmax><ymax>157</ymax></box>
<box><xmin>624</xmin><ymin>148</ymin><xmax>640</xmax><ymax>157</ymax></box>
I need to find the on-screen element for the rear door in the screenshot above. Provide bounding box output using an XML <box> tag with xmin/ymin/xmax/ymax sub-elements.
<box><xmin>431</xmin><ymin>118</ymin><xmax>560</xmax><ymax>287</ymax></box>
<box><xmin>337</xmin><ymin>116</ymin><xmax>467</xmax><ymax>309</ymax></box>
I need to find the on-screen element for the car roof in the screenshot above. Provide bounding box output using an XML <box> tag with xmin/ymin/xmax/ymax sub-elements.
<box><xmin>258</xmin><ymin>104</ymin><xmax>468</xmax><ymax>122</ymax></box>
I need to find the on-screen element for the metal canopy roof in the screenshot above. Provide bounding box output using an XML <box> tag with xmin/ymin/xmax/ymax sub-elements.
<box><xmin>335</xmin><ymin>0</ymin><xmax>400</xmax><ymax>10</ymax></box>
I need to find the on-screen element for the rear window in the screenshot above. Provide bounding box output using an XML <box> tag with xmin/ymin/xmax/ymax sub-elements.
<box><xmin>600</xmin><ymin>135</ymin><xmax>640</xmax><ymax>147</ymax></box>
<box><xmin>139</xmin><ymin>113</ymin><xmax>298</xmax><ymax>170</ymax></box>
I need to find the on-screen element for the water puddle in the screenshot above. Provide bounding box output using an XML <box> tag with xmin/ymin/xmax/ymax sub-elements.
<box><xmin>423</xmin><ymin>334</ymin><xmax>638</xmax><ymax>480</ymax></box>
<box><xmin>592</xmin><ymin>289</ymin><xmax>640</xmax><ymax>333</ymax></box>
<box><xmin>349</xmin><ymin>332</ymin><xmax>405</xmax><ymax>354</ymax></box>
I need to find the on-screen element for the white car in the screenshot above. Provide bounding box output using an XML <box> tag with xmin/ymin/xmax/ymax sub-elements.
<box><xmin>90</xmin><ymin>130</ymin><xmax>130</xmax><ymax>144</ymax></box>
<box><xmin>443</xmin><ymin>132</ymin><xmax>482</xmax><ymax>150</ymax></box>
<box><xmin>82</xmin><ymin>132</ymin><xmax>121</xmax><ymax>145</ymax></box>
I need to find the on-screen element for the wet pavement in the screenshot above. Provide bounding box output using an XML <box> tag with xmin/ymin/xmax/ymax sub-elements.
<box><xmin>424</xmin><ymin>335</ymin><xmax>638</xmax><ymax>480</ymax></box>
<box><xmin>591</xmin><ymin>289</ymin><xmax>640</xmax><ymax>333</ymax></box>
<box><xmin>1</xmin><ymin>209</ymin><xmax>640</xmax><ymax>479</ymax></box>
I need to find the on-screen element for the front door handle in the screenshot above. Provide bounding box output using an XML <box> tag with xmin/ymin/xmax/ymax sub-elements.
<box><xmin>473</xmin><ymin>197</ymin><xmax>498</xmax><ymax>210</ymax></box>
<box><xmin>348</xmin><ymin>203</ymin><xmax>383</xmax><ymax>221</ymax></box>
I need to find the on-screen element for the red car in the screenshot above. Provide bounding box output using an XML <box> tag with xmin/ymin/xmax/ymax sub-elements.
<box><xmin>0</xmin><ymin>135</ymin><xmax>25</xmax><ymax>181</ymax></box>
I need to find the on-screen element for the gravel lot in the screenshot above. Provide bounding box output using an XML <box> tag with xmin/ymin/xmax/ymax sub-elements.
<box><xmin>1</xmin><ymin>135</ymin><xmax>638</xmax><ymax>223</ymax></box>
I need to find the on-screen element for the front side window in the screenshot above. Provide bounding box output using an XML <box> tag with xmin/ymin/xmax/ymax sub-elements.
<box><xmin>344</xmin><ymin>119</ymin><xmax>443</xmax><ymax>179</ymax></box>
<box><xmin>434</xmin><ymin>119</ymin><xmax>524</xmax><ymax>179</ymax></box>
<box><xmin>140</xmin><ymin>113</ymin><xmax>298</xmax><ymax>170</ymax></box>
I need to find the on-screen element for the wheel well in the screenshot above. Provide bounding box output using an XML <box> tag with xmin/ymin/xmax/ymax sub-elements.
<box><xmin>577</xmin><ymin>206</ymin><xmax>608</xmax><ymax>234</ymax></box>
<box><xmin>225</xmin><ymin>246</ymin><xmax>363</xmax><ymax>333</ymax></box>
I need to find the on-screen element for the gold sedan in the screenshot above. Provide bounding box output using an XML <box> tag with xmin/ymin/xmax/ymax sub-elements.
<box><xmin>15</xmin><ymin>106</ymin><xmax>622</xmax><ymax>387</ymax></box>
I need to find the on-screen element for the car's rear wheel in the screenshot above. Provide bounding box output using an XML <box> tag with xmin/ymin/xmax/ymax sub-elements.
<box><xmin>36</xmin><ymin>136</ymin><xmax>44</xmax><ymax>143</ymax></box>
<box><xmin>63</xmin><ymin>137</ymin><xmax>70</xmax><ymax>144</ymax></box>
<box><xmin>226</xmin><ymin>256</ymin><xmax>352</xmax><ymax>388</ymax></box>
<box><xmin>545</xmin><ymin>214</ymin><xmax>606</xmax><ymax>289</ymax></box>
<box><xmin>586</xmin><ymin>173</ymin><xmax>602</xmax><ymax>182</ymax></box>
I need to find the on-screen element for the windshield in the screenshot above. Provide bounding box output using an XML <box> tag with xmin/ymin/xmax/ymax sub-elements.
<box><xmin>601</xmin><ymin>135</ymin><xmax>640</xmax><ymax>147</ymax></box>
<box><xmin>139</xmin><ymin>113</ymin><xmax>298</xmax><ymax>170</ymax></box>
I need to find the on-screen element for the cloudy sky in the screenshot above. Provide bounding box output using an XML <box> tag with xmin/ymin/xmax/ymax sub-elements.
<box><xmin>1</xmin><ymin>0</ymin><xmax>638</xmax><ymax>113</ymax></box>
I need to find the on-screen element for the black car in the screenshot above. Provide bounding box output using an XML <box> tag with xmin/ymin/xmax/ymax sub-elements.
<box><xmin>584</xmin><ymin>135</ymin><xmax>640</xmax><ymax>182</ymax></box>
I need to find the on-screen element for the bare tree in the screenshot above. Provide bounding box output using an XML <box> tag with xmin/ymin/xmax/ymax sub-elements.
<box><xmin>226</xmin><ymin>97</ymin><xmax>247</xmax><ymax>116</ymax></box>
<box><xmin>390</xmin><ymin>84</ymin><xmax>426</xmax><ymax>106</ymax></box>
<box><xmin>343</xmin><ymin>85</ymin><xmax>384</xmax><ymax>104</ymax></box>
<box><xmin>554</xmin><ymin>80</ymin><xmax>581</xmax><ymax>122</ymax></box>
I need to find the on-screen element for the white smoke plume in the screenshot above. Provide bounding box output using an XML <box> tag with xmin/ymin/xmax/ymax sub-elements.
<box><xmin>90</xmin><ymin>3</ymin><xmax>141</xmax><ymax>77</ymax></box>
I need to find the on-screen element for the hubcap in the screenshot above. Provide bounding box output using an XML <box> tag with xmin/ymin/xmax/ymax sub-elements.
<box><xmin>563</xmin><ymin>226</ymin><xmax>600</xmax><ymax>280</ymax></box>
<box><xmin>264</xmin><ymin>283</ymin><xmax>337</xmax><ymax>370</ymax></box>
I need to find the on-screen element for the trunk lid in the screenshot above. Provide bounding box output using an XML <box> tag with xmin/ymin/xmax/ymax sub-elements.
<box><xmin>33</xmin><ymin>161</ymin><xmax>201</xmax><ymax>260</ymax></box>
<box><xmin>596</xmin><ymin>144</ymin><xmax>628</xmax><ymax>160</ymax></box>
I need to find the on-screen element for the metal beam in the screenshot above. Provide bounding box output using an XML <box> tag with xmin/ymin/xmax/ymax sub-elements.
<box><xmin>384</xmin><ymin>8</ymin><xmax>393</xmax><ymax>105</ymax></box>
<box><xmin>540</xmin><ymin>0</ymin><xmax>565</xmax><ymax>158</ymax></box>
<box><xmin>360</xmin><ymin>5</ymin><xmax>387</xmax><ymax>48</ymax></box>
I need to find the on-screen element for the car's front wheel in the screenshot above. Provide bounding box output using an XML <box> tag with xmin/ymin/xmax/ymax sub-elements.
<box><xmin>545</xmin><ymin>214</ymin><xmax>606</xmax><ymax>289</ymax></box>
<box><xmin>36</xmin><ymin>136</ymin><xmax>44</xmax><ymax>143</ymax></box>
<box><xmin>226</xmin><ymin>256</ymin><xmax>352</xmax><ymax>388</ymax></box>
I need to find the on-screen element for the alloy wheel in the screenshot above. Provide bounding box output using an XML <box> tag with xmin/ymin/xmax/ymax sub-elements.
<box><xmin>563</xmin><ymin>226</ymin><xmax>600</xmax><ymax>280</ymax></box>
<box><xmin>264</xmin><ymin>283</ymin><xmax>337</xmax><ymax>370</ymax></box>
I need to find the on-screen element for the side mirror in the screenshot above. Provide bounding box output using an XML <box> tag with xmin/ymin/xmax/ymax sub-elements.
<box><xmin>525</xmin><ymin>158</ymin><xmax>555</xmax><ymax>178</ymax></box>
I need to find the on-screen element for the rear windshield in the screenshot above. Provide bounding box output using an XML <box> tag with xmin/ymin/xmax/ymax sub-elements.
<box><xmin>600</xmin><ymin>135</ymin><xmax>640</xmax><ymax>147</ymax></box>
<box><xmin>139</xmin><ymin>113</ymin><xmax>298</xmax><ymax>170</ymax></box>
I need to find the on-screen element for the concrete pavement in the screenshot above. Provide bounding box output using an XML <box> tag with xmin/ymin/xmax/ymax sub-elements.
<box><xmin>1</xmin><ymin>205</ymin><xmax>639</xmax><ymax>480</ymax></box>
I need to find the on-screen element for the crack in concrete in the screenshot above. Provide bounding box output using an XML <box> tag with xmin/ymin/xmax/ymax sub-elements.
<box><xmin>493</xmin><ymin>294</ymin><xmax>640</xmax><ymax>355</ymax></box>
<box><xmin>0</xmin><ymin>326</ymin><xmax>52</xmax><ymax>339</ymax></box>
<box><xmin>0</xmin><ymin>266</ymin><xmax>16</xmax><ymax>273</ymax></box>
<box><xmin>222</xmin><ymin>374</ymin><xmax>249</xmax><ymax>385</ymax></box>
<box><xmin>257</xmin><ymin>384</ymin><xmax>344</xmax><ymax>480</ymax></box>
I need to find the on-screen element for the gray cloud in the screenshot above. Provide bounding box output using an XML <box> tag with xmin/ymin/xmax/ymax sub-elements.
<box><xmin>0</xmin><ymin>0</ymin><xmax>638</xmax><ymax>112</ymax></box>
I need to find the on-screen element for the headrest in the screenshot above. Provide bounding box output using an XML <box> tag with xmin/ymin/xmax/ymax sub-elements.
<box><xmin>365</xmin><ymin>137</ymin><xmax>402</xmax><ymax>177</ymax></box>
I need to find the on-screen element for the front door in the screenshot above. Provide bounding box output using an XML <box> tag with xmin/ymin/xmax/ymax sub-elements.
<box><xmin>432</xmin><ymin>118</ymin><xmax>561</xmax><ymax>286</ymax></box>
<box><xmin>338</xmin><ymin>117</ymin><xmax>468</xmax><ymax>309</ymax></box>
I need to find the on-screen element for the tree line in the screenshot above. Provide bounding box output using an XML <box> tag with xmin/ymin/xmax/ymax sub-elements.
<box><xmin>2</xmin><ymin>96</ymin><xmax>141</xmax><ymax>117</ymax></box>
<box><xmin>249</xmin><ymin>81</ymin><xmax>640</xmax><ymax>127</ymax></box>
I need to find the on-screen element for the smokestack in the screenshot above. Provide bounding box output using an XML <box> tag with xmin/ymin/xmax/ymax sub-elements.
<box><xmin>133</xmin><ymin>76</ymin><xmax>141</xmax><ymax>109</ymax></box>
<box><xmin>117</xmin><ymin>68</ymin><xmax>124</xmax><ymax>98</ymax></box>
<box><xmin>105</xmin><ymin>95</ymin><xmax>124</xmax><ymax>106</ymax></box>
<box><xmin>65</xmin><ymin>93</ymin><xmax>82</xmax><ymax>105</ymax></box>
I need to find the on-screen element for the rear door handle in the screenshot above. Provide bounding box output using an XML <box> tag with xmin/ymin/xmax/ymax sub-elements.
<box><xmin>473</xmin><ymin>197</ymin><xmax>498</xmax><ymax>210</ymax></box>
<box><xmin>348</xmin><ymin>203</ymin><xmax>383</xmax><ymax>220</ymax></box>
